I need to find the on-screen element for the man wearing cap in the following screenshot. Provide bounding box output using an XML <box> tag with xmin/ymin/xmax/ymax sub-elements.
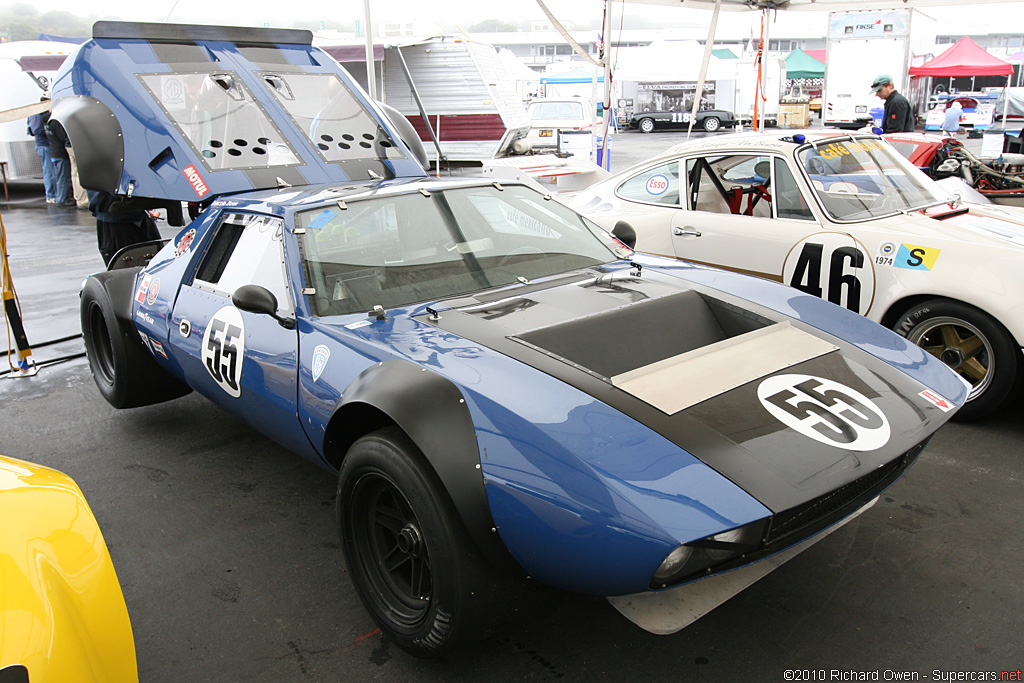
<box><xmin>870</xmin><ymin>74</ymin><xmax>915</xmax><ymax>133</ymax></box>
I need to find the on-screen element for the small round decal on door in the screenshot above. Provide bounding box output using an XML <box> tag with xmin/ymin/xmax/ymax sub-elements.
<box><xmin>757</xmin><ymin>374</ymin><xmax>890</xmax><ymax>451</ymax></box>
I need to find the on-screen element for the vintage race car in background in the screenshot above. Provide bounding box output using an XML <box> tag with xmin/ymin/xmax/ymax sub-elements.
<box><xmin>572</xmin><ymin>131</ymin><xmax>1024</xmax><ymax>419</ymax></box>
<box><xmin>628</xmin><ymin>108</ymin><xmax>737</xmax><ymax>134</ymax></box>
<box><xmin>923</xmin><ymin>96</ymin><xmax>997</xmax><ymax>132</ymax></box>
<box><xmin>0</xmin><ymin>455</ymin><xmax>137</xmax><ymax>683</ymax></box>
<box><xmin>884</xmin><ymin>131</ymin><xmax>1024</xmax><ymax>207</ymax></box>
<box><xmin>56</xmin><ymin>23</ymin><xmax>968</xmax><ymax>657</ymax></box>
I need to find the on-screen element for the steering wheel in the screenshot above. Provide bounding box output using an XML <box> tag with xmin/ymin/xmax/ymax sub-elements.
<box><xmin>869</xmin><ymin>190</ymin><xmax>902</xmax><ymax>214</ymax></box>
<box><xmin>498</xmin><ymin>245</ymin><xmax>546</xmax><ymax>270</ymax></box>
<box><xmin>807</xmin><ymin>157</ymin><xmax>832</xmax><ymax>175</ymax></box>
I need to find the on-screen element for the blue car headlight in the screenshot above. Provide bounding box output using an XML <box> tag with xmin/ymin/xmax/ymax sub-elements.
<box><xmin>651</xmin><ymin>518</ymin><xmax>768</xmax><ymax>589</ymax></box>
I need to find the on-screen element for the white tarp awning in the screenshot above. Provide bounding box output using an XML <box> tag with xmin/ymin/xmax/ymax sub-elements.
<box><xmin>616</xmin><ymin>0</ymin><xmax>1019</xmax><ymax>11</ymax></box>
<box><xmin>613</xmin><ymin>40</ymin><xmax>737</xmax><ymax>83</ymax></box>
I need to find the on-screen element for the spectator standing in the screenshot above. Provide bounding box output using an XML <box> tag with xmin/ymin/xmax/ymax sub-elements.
<box><xmin>27</xmin><ymin>94</ymin><xmax>55</xmax><ymax>203</ymax></box>
<box><xmin>870</xmin><ymin>74</ymin><xmax>915</xmax><ymax>133</ymax></box>
<box><xmin>941</xmin><ymin>101</ymin><xmax>963</xmax><ymax>137</ymax></box>
<box><xmin>88</xmin><ymin>191</ymin><xmax>162</xmax><ymax>266</ymax></box>
<box><xmin>45</xmin><ymin>118</ymin><xmax>75</xmax><ymax>206</ymax></box>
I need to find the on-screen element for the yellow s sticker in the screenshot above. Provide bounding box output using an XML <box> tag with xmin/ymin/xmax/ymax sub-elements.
<box><xmin>894</xmin><ymin>243</ymin><xmax>941</xmax><ymax>271</ymax></box>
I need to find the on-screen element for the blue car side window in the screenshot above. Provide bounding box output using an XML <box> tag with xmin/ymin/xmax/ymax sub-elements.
<box><xmin>194</xmin><ymin>213</ymin><xmax>292</xmax><ymax>316</ymax></box>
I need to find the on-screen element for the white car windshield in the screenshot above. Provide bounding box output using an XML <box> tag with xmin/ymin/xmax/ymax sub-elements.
<box><xmin>799</xmin><ymin>138</ymin><xmax>951</xmax><ymax>221</ymax></box>
<box><xmin>528</xmin><ymin>101</ymin><xmax>584</xmax><ymax>121</ymax></box>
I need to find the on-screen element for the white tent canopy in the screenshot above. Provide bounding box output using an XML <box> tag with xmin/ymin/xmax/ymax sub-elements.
<box><xmin>615</xmin><ymin>0</ymin><xmax>1019</xmax><ymax>11</ymax></box>
<box><xmin>613</xmin><ymin>40</ymin><xmax>737</xmax><ymax>82</ymax></box>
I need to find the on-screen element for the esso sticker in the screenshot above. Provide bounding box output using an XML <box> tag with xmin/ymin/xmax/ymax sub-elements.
<box><xmin>645</xmin><ymin>174</ymin><xmax>670</xmax><ymax>196</ymax></box>
<box><xmin>757</xmin><ymin>374</ymin><xmax>890</xmax><ymax>451</ymax></box>
<box><xmin>201</xmin><ymin>306</ymin><xmax>245</xmax><ymax>398</ymax></box>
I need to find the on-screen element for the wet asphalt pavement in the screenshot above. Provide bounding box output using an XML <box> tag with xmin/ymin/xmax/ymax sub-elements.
<box><xmin>1</xmin><ymin>128</ymin><xmax>1022</xmax><ymax>682</ymax></box>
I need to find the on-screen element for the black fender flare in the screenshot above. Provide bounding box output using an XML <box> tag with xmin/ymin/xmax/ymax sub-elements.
<box><xmin>50</xmin><ymin>95</ymin><xmax>125</xmax><ymax>193</ymax></box>
<box><xmin>90</xmin><ymin>267</ymin><xmax>143</xmax><ymax>325</ymax></box>
<box><xmin>331</xmin><ymin>359</ymin><xmax>514</xmax><ymax>569</ymax></box>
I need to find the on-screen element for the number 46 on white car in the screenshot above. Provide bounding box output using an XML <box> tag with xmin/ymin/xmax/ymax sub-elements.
<box><xmin>572</xmin><ymin>131</ymin><xmax>1024</xmax><ymax>419</ymax></box>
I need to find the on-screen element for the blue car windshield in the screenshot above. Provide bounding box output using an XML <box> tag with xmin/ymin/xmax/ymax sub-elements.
<box><xmin>296</xmin><ymin>184</ymin><xmax>624</xmax><ymax>316</ymax></box>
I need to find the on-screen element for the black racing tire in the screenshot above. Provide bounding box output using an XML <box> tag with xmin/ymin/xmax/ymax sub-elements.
<box><xmin>893</xmin><ymin>299</ymin><xmax>1021</xmax><ymax>420</ymax></box>
<box><xmin>702</xmin><ymin>116</ymin><xmax>721</xmax><ymax>132</ymax></box>
<box><xmin>80</xmin><ymin>276</ymin><xmax>191</xmax><ymax>409</ymax></box>
<box><xmin>638</xmin><ymin>117</ymin><xmax>655</xmax><ymax>134</ymax></box>
<box><xmin>337</xmin><ymin>427</ymin><xmax>497</xmax><ymax>658</ymax></box>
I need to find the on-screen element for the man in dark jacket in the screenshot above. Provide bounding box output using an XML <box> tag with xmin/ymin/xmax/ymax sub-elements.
<box><xmin>26</xmin><ymin>95</ymin><xmax>55</xmax><ymax>203</ymax></box>
<box><xmin>88</xmin><ymin>191</ymin><xmax>163</xmax><ymax>266</ymax></box>
<box><xmin>45</xmin><ymin>118</ymin><xmax>75</xmax><ymax>205</ymax></box>
<box><xmin>870</xmin><ymin>74</ymin><xmax>915</xmax><ymax>133</ymax></box>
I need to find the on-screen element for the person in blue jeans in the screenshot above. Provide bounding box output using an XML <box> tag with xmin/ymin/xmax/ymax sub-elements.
<box><xmin>27</xmin><ymin>95</ymin><xmax>55</xmax><ymax>203</ymax></box>
<box><xmin>45</xmin><ymin>117</ymin><xmax>74</xmax><ymax>206</ymax></box>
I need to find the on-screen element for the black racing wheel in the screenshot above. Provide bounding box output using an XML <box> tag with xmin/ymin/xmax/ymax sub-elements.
<box><xmin>337</xmin><ymin>427</ymin><xmax>497</xmax><ymax>657</ymax></box>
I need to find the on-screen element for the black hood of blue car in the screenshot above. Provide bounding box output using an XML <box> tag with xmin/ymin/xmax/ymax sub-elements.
<box><xmin>420</xmin><ymin>265</ymin><xmax>952</xmax><ymax>514</ymax></box>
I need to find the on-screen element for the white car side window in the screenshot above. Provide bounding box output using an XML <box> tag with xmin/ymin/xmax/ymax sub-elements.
<box><xmin>686</xmin><ymin>155</ymin><xmax>773</xmax><ymax>219</ymax></box>
<box><xmin>615</xmin><ymin>161</ymin><xmax>680</xmax><ymax>207</ymax></box>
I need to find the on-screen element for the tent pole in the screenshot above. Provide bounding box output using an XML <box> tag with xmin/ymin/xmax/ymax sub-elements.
<box><xmin>363</xmin><ymin>0</ymin><xmax>377</xmax><ymax>99</ymax></box>
<box><xmin>1003</xmin><ymin>73</ymin><xmax>1011</xmax><ymax>129</ymax></box>
<box><xmin>687</xmin><ymin>0</ymin><xmax>723</xmax><ymax>140</ymax></box>
<box><xmin>760</xmin><ymin>8</ymin><xmax>769</xmax><ymax>132</ymax></box>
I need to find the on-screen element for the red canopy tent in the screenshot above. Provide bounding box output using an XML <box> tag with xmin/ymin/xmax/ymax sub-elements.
<box><xmin>909</xmin><ymin>36</ymin><xmax>1013</xmax><ymax>77</ymax></box>
<box><xmin>909</xmin><ymin>36</ymin><xmax>1014</xmax><ymax>124</ymax></box>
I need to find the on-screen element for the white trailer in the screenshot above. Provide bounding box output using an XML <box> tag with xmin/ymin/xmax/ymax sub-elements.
<box><xmin>823</xmin><ymin>10</ymin><xmax>936</xmax><ymax>129</ymax></box>
<box><xmin>321</xmin><ymin>36</ymin><xmax>531</xmax><ymax>162</ymax></box>
<box><xmin>728</xmin><ymin>57</ymin><xmax>785</xmax><ymax>126</ymax></box>
<box><xmin>0</xmin><ymin>41</ymin><xmax>75</xmax><ymax>181</ymax></box>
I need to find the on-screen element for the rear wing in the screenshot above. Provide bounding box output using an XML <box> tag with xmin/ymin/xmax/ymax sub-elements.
<box><xmin>49</xmin><ymin>21</ymin><xmax>426</xmax><ymax>203</ymax></box>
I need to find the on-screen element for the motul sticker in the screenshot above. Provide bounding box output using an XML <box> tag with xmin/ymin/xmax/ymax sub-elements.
<box><xmin>919</xmin><ymin>389</ymin><xmax>954</xmax><ymax>412</ymax></box>
<box><xmin>136</xmin><ymin>273</ymin><xmax>152</xmax><ymax>304</ymax></box>
<box><xmin>174</xmin><ymin>228</ymin><xmax>196</xmax><ymax>257</ymax></box>
<box><xmin>183</xmin><ymin>164</ymin><xmax>210</xmax><ymax>198</ymax></box>
<box><xmin>758</xmin><ymin>374</ymin><xmax>890</xmax><ymax>451</ymax></box>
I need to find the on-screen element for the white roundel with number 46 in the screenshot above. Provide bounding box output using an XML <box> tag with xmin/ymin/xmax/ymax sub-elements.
<box><xmin>757</xmin><ymin>374</ymin><xmax>890</xmax><ymax>451</ymax></box>
<box><xmin>782</xmin><ymin>233</ymin><xmax>876</xmax><ymax>315</ymax></box>
<box><xmin>202</xmin><ymin>306</ymin><xmax>246</xmax><ymax>398</ymax></box>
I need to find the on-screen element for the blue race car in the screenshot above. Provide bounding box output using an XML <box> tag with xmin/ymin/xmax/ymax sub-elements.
<box><xmin>56</xmin><ymin>22</ymin><xmax>969</xmax><ymax>657</ymax></box>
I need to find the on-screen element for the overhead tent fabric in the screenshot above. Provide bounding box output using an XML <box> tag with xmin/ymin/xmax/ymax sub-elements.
<box><xmin>614</xmin><ymin>40</ymin><xmax>735</xmax><ymax>83</ymax></box>
<box><xmin>783</xmin><ymin>48</ymin><xmax>825</xmax><ymax>79</ymax></box>
<box><xmin>804</xmin><ymin>49</ymin><xmax>826</xmax><ymax>64</ymax></box>
<box><xmin>618</xmin><ymin>0</ymin><xmax>1018</xmax><ymax>11</ymax></box>
<box><xmin>540</xmin><ymin>69</ymin><xmax>604</xmax><ymax>84</ymax></box>
<box><xmin>908</xmin><ymin>36</ymin><xmax>1014</xmax><ymax>77</ymax></box>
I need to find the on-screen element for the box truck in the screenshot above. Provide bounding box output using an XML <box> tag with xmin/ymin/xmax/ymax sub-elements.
<box><xmin>823</xmin><ymin>10</ymin><xmax>936</xmax><ymax>129</ymax></box>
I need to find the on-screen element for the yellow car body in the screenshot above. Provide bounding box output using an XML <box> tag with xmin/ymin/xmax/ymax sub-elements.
<box><xmin>0</xmin><ymin>455</ymin><xmax>137</xmax><ymax>683</ymax></box>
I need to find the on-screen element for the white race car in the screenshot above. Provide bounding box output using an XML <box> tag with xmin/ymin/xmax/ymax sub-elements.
<box><xmin>571</xmin><ymin>130</ymin><xmax>1024</xmax><ymax>419</ymax></box>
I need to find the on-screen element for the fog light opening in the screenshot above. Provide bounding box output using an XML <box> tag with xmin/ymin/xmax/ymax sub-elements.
<box><xmin>653</xmin><ymin>545</ymin><xmax>693</xmax><ymax>584</ymax></box>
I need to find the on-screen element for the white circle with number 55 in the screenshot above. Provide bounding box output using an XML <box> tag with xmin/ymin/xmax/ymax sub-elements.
<box><xmin>201</xmin><ymin>306</ymin><xmax>246</xmax><ymax>398</ymax></box>
<box><xmin>757</xmin><ymin>374</ymin><xmax>890</xmax><ymax>451</ymax></box>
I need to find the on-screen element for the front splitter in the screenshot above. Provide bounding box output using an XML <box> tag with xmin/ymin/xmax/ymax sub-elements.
<box><xmin>607</xmin><ymin>497</ymin><xmax>878</xmax><ymax>634</ymax></box>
